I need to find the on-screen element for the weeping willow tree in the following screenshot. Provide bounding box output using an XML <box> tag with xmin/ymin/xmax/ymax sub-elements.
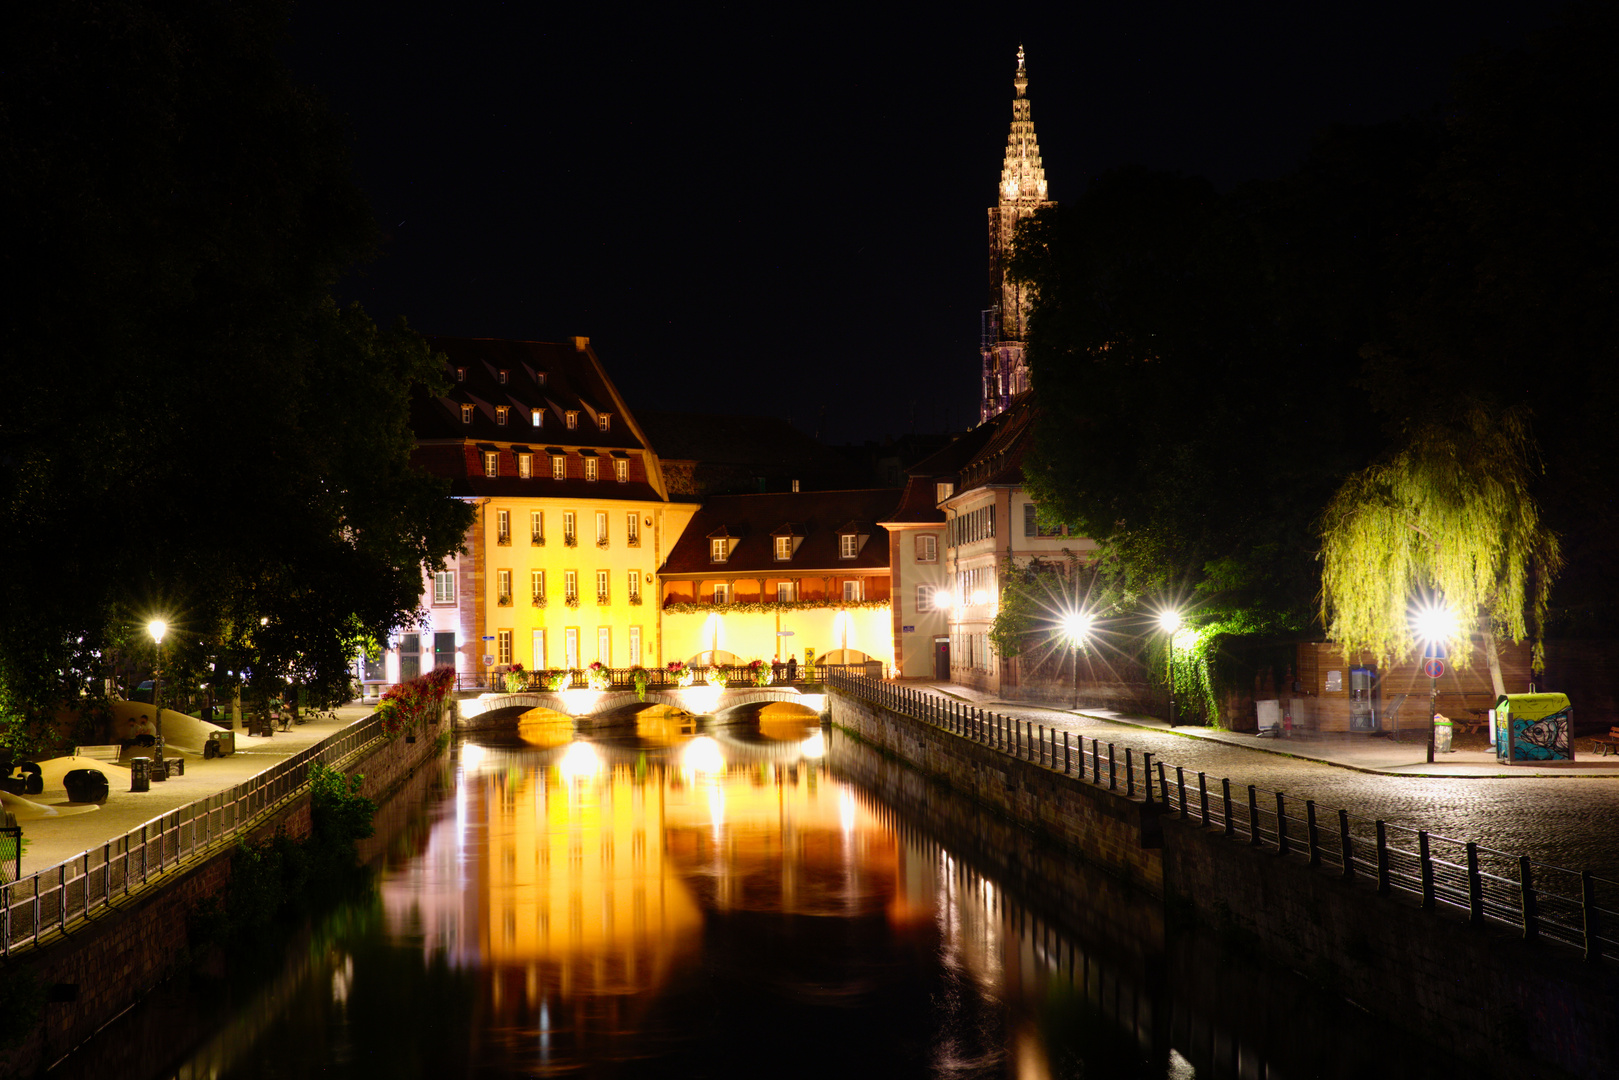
<box><xmin>1319</xmin><ymin>405</ymin><xmax>1561</xmax><ymax>691</ymax></box>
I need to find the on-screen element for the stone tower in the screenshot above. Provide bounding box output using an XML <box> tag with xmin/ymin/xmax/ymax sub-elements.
<box><xmin>981</xmin><ymin>45</ymin><xmax>1054</xmax><ymax>423</ymax></box>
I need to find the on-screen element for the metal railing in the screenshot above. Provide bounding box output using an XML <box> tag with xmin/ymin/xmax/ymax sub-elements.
<box><xmin>450</xmin><ymin>662</ymin><xmax>881</xmax><ymax>695</ymax></box>
<box><xmin>0</xmin><ymin>711</ymin><xmax>385</xmax><ymax>955</ymax></box>
<box><xmin>830</xmin><ymin>673</ymin><xmax>1619</xmax><ymax>964</ymax></box>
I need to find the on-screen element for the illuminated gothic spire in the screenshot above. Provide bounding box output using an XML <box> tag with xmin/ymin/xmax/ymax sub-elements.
<box><xmin>999</xmin><ymin>44</ymin><xmax>1048</xmax><ymax>208</ymax></box>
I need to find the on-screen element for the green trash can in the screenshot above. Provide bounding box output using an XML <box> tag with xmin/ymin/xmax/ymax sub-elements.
<box><xmin>1494</xmin><ymin>693</ymin><xmax>1573</xmax><ymax>763</ymax></box>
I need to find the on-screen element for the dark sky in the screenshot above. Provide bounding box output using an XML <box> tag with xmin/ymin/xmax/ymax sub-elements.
<box><xmin>283</xmin><ymin>1</ymin><xmax>1554</xmax><ymax>446</ymax></box>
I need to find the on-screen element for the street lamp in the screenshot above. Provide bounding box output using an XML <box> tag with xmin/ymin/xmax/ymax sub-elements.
<box><xmin>1412</xmin><ymin>598</ymin><xmax>1457</xmax><ymax>764</ymax></box>
<box><xmin>147</xmin><ymin>619</ymin><xmax>168</xmax><ymax>770</ymax></box>
<box><xmin>1158</xmin><ymin>610</ymin><xmax>1182</xmax><ymax>727</ymax></box>
<box><xmin>1062</xmin><ymin>611</ymin><xmax>1094</xmax><ymax>709</ymax></box>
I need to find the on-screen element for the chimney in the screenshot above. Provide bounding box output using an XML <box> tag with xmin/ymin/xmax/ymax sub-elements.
<box><xmin>571</xmin><ymin>336</ymin><xmax>590</xmax><ymax>351</ymax></box>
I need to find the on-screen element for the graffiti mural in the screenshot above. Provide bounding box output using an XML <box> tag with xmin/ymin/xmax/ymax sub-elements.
<box><xmin>1512</xmin><ymin>711</ymin><xmax>1571</xmax><ymax>760</ymax></box>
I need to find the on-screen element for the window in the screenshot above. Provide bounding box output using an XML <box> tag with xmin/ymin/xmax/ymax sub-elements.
<box><xmin>843</xmin><ymin>579</ymin><xmax>864</xmax><ymax>602</ymax></box>
<box><xmin>461</xmin><ymin>404</ymin><xmax>474</xmax><ymax>424</ymax></box>
<box><xmin>530</xmin><ymin>510</ymin><xmax>544</xmax><ymax>543</ymax></box>
<box><xmin>531</xmin><ymin>408</ymin><xmax>543</xmax><ymax>427</ymax></box>
<box><xmin>774</xmin><ymin>536</ymin><xmax>793</xmax><ymax>561</ymax></box>
<box><xmin>455</xmin><ymin>367</ymin><xmax>467</xmax><ymax>382</ymax></box>
<box><xmin>584</xmin><ymin>456</ymin><xmax>598</xmax><ymax>482</ymax></box>
<box><xmin>517</xmin><ymin>453</ymin><xmax>532</xmax><ymax>478</ymax></box>
<box><xmin>1024</xmin><ymin>502</ymin><xmax>1064</xmax><ymax>537</ymax></box>
<box><xmin>433</xmin><ymin>570</ymin><xmax>456</xmax><ymax>605</ymax></box>
<box><xmin>496</xmin><ymin>569</ymin><xmax>512</xmax><ymax>603</ymax></box>
<box><xmin>496</xmin><ymin>509</ymin><xmax>511</xmax><ymax>544</ymax></box>
<box><xmin>551</xmin><ymin>454</ymin><xmax>566</xmax><ymax>480</ymax></box>
<box><xmin>628</xmin><ymin>571</ymin><xmax>641</xmax><ymax>604</ymax></box>
<box><xmin>628</xmin><ymin>626</ymin><xmax>641</xmax><ymax>666</ymax></box>
<box><xmin>497</xmin><ymin>369</ymin><xmax>509</xmax><ymax>385</ymax></box>
<box><xmin>483</xmin><ymin>452</ymin><xmax>499</xmax><ymax>478</ymax></box>
<box><xmin>566</xmin><ymin>411</ymin><xmax>578</xmax><ymax>430</ymax></box>
<box><xmin>713</xmin><ymin>582</ymin><xmax>730</xmax><ymax>603</ymax></box>
<box><xmin>917</xmin><ymin>584</ymin><xmax>935</xmax><ymax>611</ymax></box>
<box><xmin>626</xmin><ymin>513</ymin><xmax>640</xmax><ymax>547</ymax></box>
<box><xmin>777</xmin><ymin>581</ymin><xmax>797</xmax><ymax>602</ymax></box>
<box><xmin>531</xmin><ymin>569</ymin><xmax>545</xmax><ymax>603</ymax></box>
<box><xmin>915</xmin><ymin>534</ymin><xmax>937</xmax><ymax>563</ymax></box>
<box><xmin>495</xmin><ymin>406</ymin><xmax>509</xmax><ymax>426</ymax></box>
<box><xmin>536</xmin><ymin>372</ymin><xmax>547</xmax><ymax>386</ymax></box>
<box><xmin>532</xmin><ymin>629</ymin><xmax>546</xmax><ymax>670</ymax></box>
<box><xmin>564</xmin><ymin>570</ymin><xmax>578</xmax><ymax>603</ymax></box>
<box><xmin>839</xmin><ymin>533</ymin><xmax>859</xmax><ymax>559</ymax></box>
<box><xmin>936</xmin><ymin>481</ymin><xmax>954</xmax><ymax>503</ymax></box>
<box><xmin>598</xmin><ymin>627</ymin><xmax>611</xmax><ymax>665</ymax></box>
<box><xmin>598</xmin><ymin>413</ymin><xmax>612</xmax><ymax>431</ymax></box>
<box><xmin>614</xmin><ymin>458</ymin><xmax>628</xmax><ymax>483</ymax></box>
<box><xmin>565</xmin><ymin>628</ymin><xmax>579</xmax><ymax>669</ymax></box>
<box><xmin>596</xmin><ymin>569</ymin><xmax>610</xmax><ymax>604</ymax></box>
<box><xmin>595</xmin><ymin>511</ymin><xmax>608</xmax><ymax>546</ymax></box>
<box><xmin>563</xmin><ymin>511</ymin><xmax>577</xmax><ymax>545</ymax></box>
<box><xmin>710</xmin><ymin>538</ymin><xmax>729</xmax><ymax>563</ymax></box>
<box><xmin>497</xmin><ymin>629</ymin><xmax>512</xmax><ymax>666</ymax></box>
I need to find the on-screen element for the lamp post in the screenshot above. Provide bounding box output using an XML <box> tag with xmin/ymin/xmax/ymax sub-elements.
<box><xmin>1413</xmin><ymin>600</ymin><xmax>1455</xmax><ymax>765</ymax></box>
<box><xmin>1062</xmin><ymin>611</ymin><xmax>1094</xmax><ymax>710</ymax></box>
<box><xmin>147</xmin><ymin>619</ymin><xmax>167</xmax><ymax>769</ymax></box>
<box><xmin>1159</xmin><ymin>610</ymin><xmax>1182</xmax><ymax>727</ymax></box>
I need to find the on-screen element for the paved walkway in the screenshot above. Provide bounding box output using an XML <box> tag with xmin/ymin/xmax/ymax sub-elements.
<box><xmin>7</xmin><ymin>707</ymin><xmax>375</xmax><ymax>879</ymax></box>
<box><xmin>904</xmin><ymin>682</ymin><xmax>1619</xmax><ymax>880</ymax></box>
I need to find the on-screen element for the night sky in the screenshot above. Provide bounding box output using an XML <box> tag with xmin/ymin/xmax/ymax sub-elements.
<box><xmin>284</xmin><ymin>1</ymin><xmax>1554</xmax><ymax>447</ymax></box>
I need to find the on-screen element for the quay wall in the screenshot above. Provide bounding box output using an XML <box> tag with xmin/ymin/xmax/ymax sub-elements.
<box><xmin>0</xmin><ymin>725</ymin><xmax>446</xmax><ymax>1078</ymax></box>
<box><xmin>830</xmin><ymin>689</ymin><xmax>1619</xmax><ymax>1080</ymax></box>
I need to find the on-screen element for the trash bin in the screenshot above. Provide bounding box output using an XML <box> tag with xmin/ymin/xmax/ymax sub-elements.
<box><xmin>63</xmin><ymin>769</ymin><xmax>109</xmax><ymax>804</ymax></box>
<box><xmin>131</xmin><ymin>757</ymin><xmax>151</xmax><ymax>792</ymax></box>
<box><xmin>1432</xmin><ymin>713</ymin><xmax>1454</xmax><ymax>754</ymax></box>
<box><xmin>211</xmin><ymin>730</ymin><xmax>234</xmax><ymax>756</ymax></box>
<box><xmin>1495</xmin><ymin>693</ymin><xmax>1573</xmax><ymax>763</ymax></box>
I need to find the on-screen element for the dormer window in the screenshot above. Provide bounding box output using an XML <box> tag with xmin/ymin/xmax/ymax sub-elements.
<box><xmin>710</xmin><ymin>538</ymin><xmax>730</xmax><ymax>563</ymax></box>
<box><xmin>614</xmin><ymin>458</ymin><xmax>628</xmax><ymax>483</ymax></box>
<box><xmin>551</xmin><ymin>454</ymin><xmax>566</xmax><ymax>480</ymax></box>
<box><xmin>497</xmin><ymin>369</ymin><xmax>509</xmax><ymax>385</ymax></box>
<box><xmin>584</xmin><ymin>456</ymin><xmax>598</xmax><ymax>482</ymax></box>
<box><xmin>455</xmin><ymin>367</ymin><xmax>466</xmax><ymax>382</ymax></box>
<box><xmin>531</xmin><ymin>408</ymin><xmax>543</xmax><ymax>427</ymax></box>
<box><xmin>839</xmin><ymin>533</ymin><xmax>859</xmax><ymax>559</ymax></box>
<box><xmin>483</xmin><ymin>452</ymin><xmax>499</xmax><ymax>478</ymax></box>
<box><xmin>566</xmin><ymin>411</ymin><xmax>579</xmax><ymax>430</ymax></box>
<box><xmin>495</xmin><ymin>406</ymin><xmax>509</xmax><ymax>426</ymax></box>
<box><xmin>517</xmin><ymin>453</ymin><xmax>532</xmax><ymax>478</ymax></box>
<box><xmin>461</xmin><ymin>404</ymin><xmax>474</xmax><ymax>424</ymax></box>
<box><xmin>598</xmin><ymin>413</ymin><xmax>611</xmax><ymax>432</ymax></box>
<box><xmin>536</xmin><ymin>372</ymin><xmax>547</xmax><ymax>386</ymax></box>
<box><xmin>774</xmin><ymin>536</ymin><xmax>792</xmax><ymax>561</ymax></box>
<box><xmin>936</xmin><ymin>481</ymin><xmax>955</xmax><ymax>503</ymax></box>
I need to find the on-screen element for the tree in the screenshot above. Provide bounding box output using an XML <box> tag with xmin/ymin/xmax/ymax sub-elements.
<box><xmin>0</xmin><ymin>1</ymin><xmax>471</xmax><ymax>753</ymax></box>
<box><xmin>1318</xmin><ymin>404</ymin><xmax>1562</xmax><ymax>690</ymax></box>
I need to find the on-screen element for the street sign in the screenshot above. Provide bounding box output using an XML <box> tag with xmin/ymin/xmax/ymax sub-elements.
<box><xmin>481</xmin><ymin>635</ymin><xmax>496</xmax><ymax>641</ymax></box>
<box><xmin>1423</xmin><ymin>640</ymin><xmax>1447</xmax><ymax>660</ymax></box>
<box><xmin>776</xmin><ymin>631</ymin><xmax>795</xmax><ymax>636</ymax></box>
<box><xmin>1423</xmin><ymin>658</ymin><xmax>1446</xmax><ymax>679</ymax></box>
<box><xmin>902</xmin><ymin>625</ymin><xmax>915</xmax><ymax>633</ymax></box>
<box><xmin>482</xmin><ymin>655</ymin><xmax>495</xmax><ymax>666</ymax></box>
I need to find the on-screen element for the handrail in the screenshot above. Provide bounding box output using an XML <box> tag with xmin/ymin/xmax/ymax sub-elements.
<box><xmin>826</xmin><ymin>672</ymin><xmax>1618</xmax><ymax>965</ymax></box>
<box><xmin>0</xmin><ymin>711</ymin><xmax>388</xmax><ymax>955</ymax></box>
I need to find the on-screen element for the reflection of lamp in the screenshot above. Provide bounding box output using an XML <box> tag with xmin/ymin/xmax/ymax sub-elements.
<box><xmin>558</xmin><ymin>740</ymin><xmax>601</xmax><ymax>781</ymax></box>
<box><xmin>147</xmin><ymin>619</ymin><xmax>168</xmax><ymax>767</ymax></box>
<box><xmin>1411</xmin><ymin>597</ymin><xmax>1455</xmax><ymax>764</ymax></box>
<box><xmin>1158</xmin><ymin>610</ymin><xmax>1182</xmax><ymax>727</ymax></box>
<box><xmin>1062</xmin><ymin>611</ymin><xmax>1093</xmax><ymax>709</ymax></box>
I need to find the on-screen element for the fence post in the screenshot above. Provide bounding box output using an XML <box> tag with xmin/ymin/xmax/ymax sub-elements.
<box><xmin>1419</xmin><ymin>832</ymin><xmax>1435</xmax><ymax>909</ymax></box>
<box><xmin>1141</xmin><ymin>753</ymin><xmax>1153</xmax><ymax>803</ymax></box>
<box><xmin>1520</xmin><ymin>856</ymin><xmax>1539</xmax><ymax>941</ymax></box>
<box><xmin>1108</xmin><ymin>744</ymin><xmax>1116</xmax><ymax>790</ymax></box>
<box><xmin>1125</xmin><ymin>749</ymin><xmax>1134</xmax><ymax>797</ymax></box>
<box><xmin>1583</xmin><ymin>871</ymin><xmax>1602</xmax><ymax>963</ymax></box>
<box><xmin>1065</xmin><ymin>732</ymin><xmax>1071</xmax><ymax>774</ymax></box>
<box><xmin>1376</xmin><ymin>821</ymin><xmax>1390</xmax><ymax>894</ymax></box>
<box><xmin>1247</xmin><ymin>787</ymin><xmax>1261</xmax><ymax>845</ymax></box>
<box><xmin>104</xmin><ymin>842</ymin><xmax>112</xmax><ymax>906</ymax></box>
<box><xmin>1199</xmin><ymin>773</ymin><xmax>1210</xmax><ymax>826</ymax></box>
<box><xmin>1092</xmin><ymin>739</ymin><xmax>1101</xmax><ymax>784</ymax></box>
<box><xmin>1306</xmin><ymin>801</ymin><xmax>1320</xmax><ymax>867</ymax></box>
<box><xmin>1466</xmin><ymin>843</ymin><xmax>1484</xmax><ymax>926</ymax></box>
<box><xmin>1159</xmin><ymin>762</ymin><xmax>1170</xmax><ymax>805</ymax></box>
<box><xmin>1222</xmin><ymin>778</ymin><xmax>1233</xmax><ymax>835</ymax></box>
<box><xmin>1275</xmin><ymin>793</ymin><xmax>1289</xmax><ymax>855</ymax></box>
<box><xmin>1176</xmin><ymin>767</ymin><xmax>1188</xmax><ymax>817</ymax></box>
<box><xmin>1340</xmin><ymin>810</ymin><xmax>1354</xmax><ymax>880</ymax></box>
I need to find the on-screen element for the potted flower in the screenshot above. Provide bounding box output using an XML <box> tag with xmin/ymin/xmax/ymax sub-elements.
<box><xmin>668</xmin><ymin>660</ymin><xmax>694</xmax><ymax>688</ymax></box>
<box><xmin>747</xmin><ymin>658</ymin><xmax>772</xmax><ymax>687</ymax></box>
<box><xmin>546</xmin><ymin>668</ymin><xmax>572</xmax><ymax>692</ymax></box>
<box><xmin>585</xmin><ymin>661</ymin><xmax>612</xmax><ymax>691</ymax></box>
<box><xmin>503</xmin><ymin>663</ymin><xmax>526</xmax><ymax>694</ymax></box>
<box><xmin>631</xmin><ymin>666</ymin><xmax>651</xmax><ymax>700</ymax></box>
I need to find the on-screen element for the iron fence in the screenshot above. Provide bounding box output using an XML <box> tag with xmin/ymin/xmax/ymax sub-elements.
<box><xmin>0</xmin><ymin>711</ymin><xmax>385</xmax><ymax>955</ymax></box>
<box><xmin>829</xmin><ymin>672</ymin><xmax>1619</xmax><ymax>964</ymax></box>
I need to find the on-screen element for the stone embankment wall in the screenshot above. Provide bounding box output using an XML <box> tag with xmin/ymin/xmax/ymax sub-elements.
<box><xmin>830</xmin><ymin>690</ymin><xmax>1619</xmax><ymax>1080</ymax></box>
<box><xmin>0</xmin><ymin>722</ymin><xmax>446</xmax><ymax>1078</ymax></box>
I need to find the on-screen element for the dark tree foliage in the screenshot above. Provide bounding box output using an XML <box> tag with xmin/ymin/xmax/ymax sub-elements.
<box><xmin>0</xmin><ymin>0</ymin><xmax>471</xmax><ymax>752</ymax></box>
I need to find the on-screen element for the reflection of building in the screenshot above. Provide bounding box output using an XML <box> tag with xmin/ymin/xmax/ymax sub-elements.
<box><xmin>982</xmin><ymin>46</ymin><xmax>1054</xmax><ymax>423</ymax></box>
<box><xmin>394</xmin><ymin>337</ymin><xmax>698</xmax><ymax>682</ymax></box>
<box><xmin>657</xmin><ymin>488</ymin><xmax>901</xmax><ymax>670</ymax></box>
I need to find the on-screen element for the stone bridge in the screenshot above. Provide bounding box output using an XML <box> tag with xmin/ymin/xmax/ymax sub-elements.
<box><xmin>455</xmin><ymin>685</ymin><xmax>829</xmax><ymax>727</ymax></box>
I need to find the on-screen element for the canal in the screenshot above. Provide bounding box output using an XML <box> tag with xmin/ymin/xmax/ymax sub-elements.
<box><xmin>49</xmin><ymin>706</ymin><xmax>1451</xmax><ymax>1079</ymax></box>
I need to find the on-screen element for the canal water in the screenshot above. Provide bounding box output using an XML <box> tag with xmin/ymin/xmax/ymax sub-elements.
<box><xmin>50</xmin><ymin>706</ymin><xmax>1450</xmax><ymax>1079</ymax></box>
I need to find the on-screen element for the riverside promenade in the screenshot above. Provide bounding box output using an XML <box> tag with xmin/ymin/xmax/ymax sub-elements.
<box><xmin>5</xmin><ymin>705</ymin><xmax>377</xmax><ymax>880</ymax></box>
<box><xmin>905</xmin><ymin>681</ymin><xmax>1619</xmax><ymax>881</ymax></box>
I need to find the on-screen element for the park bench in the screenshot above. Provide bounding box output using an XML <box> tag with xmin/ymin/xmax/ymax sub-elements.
<box><xmin>72</xmin><ymin>745</ymin><xmax>123</xmax><ymax>764</ymax></box>
<box><xmin>1592</xmin><ymin>727</ymin><xmax>1619</xmax><ymax>756</ymax></box>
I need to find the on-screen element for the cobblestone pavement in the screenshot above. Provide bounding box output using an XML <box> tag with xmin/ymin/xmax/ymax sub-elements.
<box><xmin>906</xmin><ymin>683</ymin><xmax>1619</xmax><ymax>881</ymax></box>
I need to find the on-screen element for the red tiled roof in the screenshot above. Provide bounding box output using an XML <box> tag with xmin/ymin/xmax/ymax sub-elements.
<box><xmin>660</xmin><ymin>489</ymin><xmax>901</xmax><ymax>576</ymax></box>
